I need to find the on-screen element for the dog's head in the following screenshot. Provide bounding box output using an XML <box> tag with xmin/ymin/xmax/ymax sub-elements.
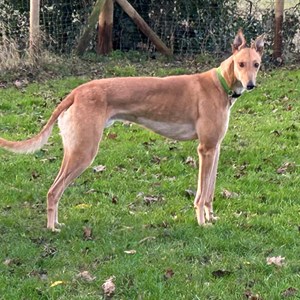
<box><xmin>231</xmin><ymin>30</ymin><xmax>264</xmax><ymax>95</ymax></box>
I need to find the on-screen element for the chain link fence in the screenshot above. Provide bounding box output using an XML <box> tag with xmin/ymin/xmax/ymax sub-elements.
<box><xmin>1</xmin><ymin>0</ymin><xmax>299</xmax><ymax>60</ymax></box>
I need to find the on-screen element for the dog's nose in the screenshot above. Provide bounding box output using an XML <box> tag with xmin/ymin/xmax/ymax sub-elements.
<box><xmin>247</xmin><ymin>84</ymin><xmax>255</xmax><ymax>90</ymax></box>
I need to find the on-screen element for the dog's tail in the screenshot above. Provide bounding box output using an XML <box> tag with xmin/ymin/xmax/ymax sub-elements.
<box><xmin>0</xmin><ymin>92</ymin><xmax>74</xmax><ymax>154</ymax></box>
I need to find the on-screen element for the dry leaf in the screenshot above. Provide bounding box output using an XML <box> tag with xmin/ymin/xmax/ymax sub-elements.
<box><xmin>102</xmin><ymin>276</ymin><xmax>116</xmax><ymax>297</ymax></box>
<box><xmin>164</xmin><ymin>268</ymin><xmax>175</xmax><ymax>280</ymax></box>
<box><xmin>111</xmin><ymin>195</ymin><xmax>118</xmax><ymax>204</ymax></box>
<box><xmin>270</xmin><ymin>129</ymin><xmax>281</xmax><ymax>136</ymax></box>
<box><xmin>29</xmin><ymin>269</ymin><xmax>48</xmax><ymax>280</ymax></box>
<box><xmin>107</xmin><ymin>133</ymin><xmax>118</xmax><ymax>139</ymax></box>
<box><xmin>83</xmin><ymin>226</ymin><xmax>93</xmax><ymax>240</ymax></box>
<box><xmin>266</xmin><ymin>256</ymin><xmax>285</xmax><ymax>266</ymax></box>
<box><xmin>138</xmin><ymin>236</ymin><xmax>156</xmax><ymax>244</ymax></box>
<box><xmin>3</xmin><ymin>258</ymin><xmax>21</xmax><ymax>266</ymax></box>
<box><xmin>244</xmin><ymin>289</ymin><xmax>263</xmax><ymax>300</ymax></box>
<box><xmin>85</xmin><ymin>189</ymin><xmax>97</xmax><ymax>194</ymax></box>
<box><xmin>75</xmin><ymin>203</ymin><xmax>92</xmax><ymax>209</ymax></box>
<box><xmin>93</xmin><ymin>165</ymin><xmax>106</xmax><ymax>173</ymax></box>
<box><xmin>144</xmin><ymin>195</ymin><xmax>163</xmax><ymax>205</ymax></box>
<box><xmin>221</xmin><ymin>189</ymin><xmax>239</xmax><ymax>199</ymax></box>
<box><xmin>276</xmin><ymin>162</ymin><xmax>295</xmax><ymax>174</ymax></box>
<box><xmin>185</xmin><ymin>156</ymin><xmax>197</xmax><ymax>168</ymax></box>
<box><xmin>124</xmin><ymin>249</ymin><xmax>136</xmax><ymax>255</ymax></box>
<box><xmin>212</xmin><ymin>269</ymin><xmax>232</xmax><ymax>278</ymax></box>
<box><xmin>31</xmin><ymin>171</ymin><xmax>40</xmax><ymax>180</ymax></box>
<box><xmin>50</xmin><ymin>280</ymin><xmax>65</xmax><ymax>287</ymax></box>
<box><xmin>14</xmin><ymin>79</ymin><xmax>28</xmax><ymax>89</ymax></box>
<box><xmin>185</xmin><ymin>189</ymin><xmax>196</xmax><ymax>198</ymax></box>
<box><xmin>76</xmin><ymin>271</ymin><xmax>96</xmax><ymax>282</ymax></box>
<box><xmin>281</xmin><ymin>287</ymin><xmax>298</xmax><ymax>298</ymax></box>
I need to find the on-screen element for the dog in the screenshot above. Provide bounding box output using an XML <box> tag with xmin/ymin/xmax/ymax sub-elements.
<box><xmin>0</xmin><ymin>30</ymin><xmax>264</xmax><ymax>231</ymax></box>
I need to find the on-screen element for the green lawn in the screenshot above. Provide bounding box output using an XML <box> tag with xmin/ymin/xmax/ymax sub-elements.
<box><xmin>0</xmin><ymin>67</ymin><xmax>299</xmax><ymax>299</ymax></box>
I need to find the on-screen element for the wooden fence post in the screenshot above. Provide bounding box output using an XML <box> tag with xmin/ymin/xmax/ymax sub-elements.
<box><xmin>29</xmin><ymin>0</ymin><xmax>40</xmax><ymax>57</ymax></box>
<box><xmin>97</xmin><ymin>0</ymin><xmax>114</xmax><ymax>55</ymax></box>
<box><xmin>115</xmin><ymin>0</ymin><xmax>172</xmax><ymax>55</ymax></box>
<box><xmin>76</xmin><ymin>0</ymin><xmax>107</xmax><ymax>55</ymax></box>
<box><xmin>273</xmin><ymin>0</ymin><xmax>284</xmax><ymax>60</ymax></box>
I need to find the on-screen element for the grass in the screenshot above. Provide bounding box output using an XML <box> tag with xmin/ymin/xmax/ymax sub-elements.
<box><xmin>0</xmin><ymin>64</ymin><xmax>299</xmax><ymax>299</ymax></box>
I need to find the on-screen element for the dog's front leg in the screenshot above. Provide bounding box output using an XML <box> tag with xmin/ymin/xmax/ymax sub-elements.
<box><xmin>205</xmin><ymin>144</ymin><xmax>220</xmax><ymax>222</ymax></box>
<box><xmin>194</xmin><ymin>143</ymin><xmax>218</xmax><ymax>225</ymax></box>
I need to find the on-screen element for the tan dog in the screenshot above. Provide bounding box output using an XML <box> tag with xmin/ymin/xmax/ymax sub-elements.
<box><xmin>0</xmin><ymin>30</ymin><xmax>264</xmax><ymax>231</ymax></box>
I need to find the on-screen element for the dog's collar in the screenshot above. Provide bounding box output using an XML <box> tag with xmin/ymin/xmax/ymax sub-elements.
<box><xmin>216</xmin><ymin>67</ymin><xmax>232</xmax><ymax>95</ymax></box>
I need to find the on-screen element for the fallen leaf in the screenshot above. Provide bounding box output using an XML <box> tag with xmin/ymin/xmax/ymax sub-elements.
<box><xmin>29</xmin><ymin>269</ymin><xmax>48</xmax><ymax>280</ymax></box>
<box><xmin>31</xmin><ymin>171</ymin><xmax>40</xmax><ymax>180</ymax></box>
<box><xmin>270</xmin><ymin>129</ymin><xmax>281</xmax><ymax>136</ymax></box>
<box><xmin>102</xmin><ymin>276</ymin><xmax>116</xmax><ymax>297</ymax></box>
<box><xmin>111</xmin><ymin>195</ymin><xmax>118</xmax><ymax>204</ymax></box>
<box><xmin>185</xmin><ymin>156</ymin><xmax>197</xmax><ymax>168</ymax></box>
<box><xmin>212</xmin><ymin>269</ymin><xmax>232</xmax><ymax>278</ymax></box>
<box><xmin>41</xmin><ymin>244</ymin><xmax>58</xmax><ymax>258</ymax></box>
<box><xmin>83</xmin><ymin>226</ymin><xmax>93</xmax><ymax>240</ymax></box>
<box><xmin>75</xmin><ymin>203</ymin><xmax>92</xmax><ymax>209</ymax></box>
<box><xmin>151</xmin><ymin>155</ymin><xmax>162</xmax><ymax>164</ymax></box>
<box><xmin>3</xmin><ymin>258</ymin><xmax>21</xmax><ymax>266</ymax></box>
<box><xmin>40</xmin><ymin>157</ymin><xmax>57</xmax><ymax>163</ymax></box>
<box><xmin>50</xmin><ymin>280</ymin><xmax>65</xmax><ymax>287</ymax></box>
<box><xmin>107</xmin><ymin>132</ymin><xmax>118</xmax><ymax>139</ymax></box>
<box><xmin>14</xmin><ymin>79</ymin><xmax>28</xmax><ymax>89</ymax></box>
<box><xmin>281</xmin><ymin>287</ymin><xmax>298</xmax><ymax>298</ymax></box>
<box><xmin>144</xmin><ymin>195</ymin><xmax>163</xmax><ymax>205</ymax></box>
<box><xmin>286</xmin><ymin>104</ymin><xmax>292</xmax><ymax>111</ymax></box>
<box><xmin>266</xmin><ymin>256</ymin><xmax>285</xmax><ymax>266</ymax></box>
<box><xmin>85</xmin><ymin>189</ymin><xmax>97</xmax><ymax>194</ymax></box>
<box><xmin>185</xmin><ymin>189</ymin><xmax>196</xmax><ymax>198</ymax></box>
<box><xmin>276</xmin><ymin>162</ymin><xmax>295</xmax><ymax>174</ymax></box>
<box><xmin>138</xmin><ymin>236</ymin><xmax>156</xmax><ymax>244</ymax></box>
<box><xmin>221</xmin><ymin>189</ymin><xmax>239</xmax><ymax>199</ymax></box>
<box><xmin>124</xmin><ymin>250</ymin><xmax>136</xmax><ymax>255</ymax></box>
<box><xmin>93</xmin><ymin>165</ymin><xmax>106</xmax><ymax>173</ymax></box>
<box><xmin>76</xmin><ymin>270</ymin><xmax>96</xmax><ymax>282</ymax></box>
<box><xmin>164</xmin><ymin>268</ymin><xmax>175</xmax><ymax>280</ymax></box>
<box><xmin>244</xmin><ymin>289</ymin><xmax>263</xmax><ymax>300</ymax></box>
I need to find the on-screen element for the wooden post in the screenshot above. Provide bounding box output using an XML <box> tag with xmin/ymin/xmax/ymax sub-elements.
<box><xmin>76</xmin><ymin>0</ymin><xmax>107</xmax><ymax>55</ymax></box>
<box><xmin>29</xmin><ymin>0</ymin><xmax>40</xmax><ymax>57</ymax></box>
<box><xmin>97</xmin><ymin>0</ymin><xmax>114</xmax><ymax>55</ymax></box>
<box><xmin>115</xmin><ymin>0</ymin><xmax>172</xmax><ymax>55</ymax></box>
<box><xmin>273</xmin><ymin>0</ymin><xmax>284</xmax><ymax>60</ymax></box>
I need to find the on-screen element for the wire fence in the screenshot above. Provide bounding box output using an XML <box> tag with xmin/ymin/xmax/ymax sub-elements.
<box><xmin>1</xmin><ymin>0</ymin><xmax>300</xmax><ymax>60</ymax></box>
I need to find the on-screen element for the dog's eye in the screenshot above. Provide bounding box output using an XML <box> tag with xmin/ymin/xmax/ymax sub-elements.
<box><xmin>239</xmin><ymin>62</ymin><xmax>245</xmax><ymax>68</ymax></box>
<box><xmin>254</xmin><ymin>62</ymin><xmax>260</xmax><ymax>68</ymax></box>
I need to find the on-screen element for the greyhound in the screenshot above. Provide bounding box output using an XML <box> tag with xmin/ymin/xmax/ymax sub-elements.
<box><xmin>0</xmin><ymin>30</ymin><xmax>264</xmax><ymax>231</ymax></box>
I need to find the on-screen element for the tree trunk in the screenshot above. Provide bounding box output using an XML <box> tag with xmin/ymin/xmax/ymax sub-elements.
<box><xmin>97</xmin><ymin>0</ymin><xmax>114</xmax><ymax>55</ymax></box>
<box><xmin>76</xmin><ymin>0</ymin><xmax>107</xmax><ymax>55</ymax></box>
<box><xmin>115</xmin><ymin>0</ymin><xmax>172</xmax><ymax>55</ymax></box>
<box><xmin>29</xmin><ymin>0</ymin><xmax>40</xmax><ymax>57</ymax></box>
<box><xmin>273</xmin><ymin>0</ymin><xmax>284</xmax><ymax>60</ymax></box>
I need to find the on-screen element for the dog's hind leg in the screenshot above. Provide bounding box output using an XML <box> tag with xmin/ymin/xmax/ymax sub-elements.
<box><xmin>47</xmin><ymin>106</ymin><xmax>106</xmax><ymax>231</ymax></box>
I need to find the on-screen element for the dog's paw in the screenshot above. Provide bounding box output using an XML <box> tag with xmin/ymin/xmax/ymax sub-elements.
<box><xmin>203</xmin><ymin>222</ymin><xmax>213</xmax><ymax>227</ymax></box>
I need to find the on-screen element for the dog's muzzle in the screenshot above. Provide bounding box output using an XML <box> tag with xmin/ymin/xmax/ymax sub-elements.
<box><xmin>246</xmin><ymin>82</ymin><xmax>255</xmax><ymax>90</ymax></box>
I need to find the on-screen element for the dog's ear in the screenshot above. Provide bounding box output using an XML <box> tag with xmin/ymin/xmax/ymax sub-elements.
<box><xmin>251</xmin><ymin>34</ymin><xmax>265</xmax><ymax>56</ymax></box>
<box><xmin>232</xmin><ymin>29</ymin><xmax>247</xmax><ymax>53</ymax></box>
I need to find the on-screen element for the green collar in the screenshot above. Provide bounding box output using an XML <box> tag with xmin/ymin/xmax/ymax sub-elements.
<box><xmin>216</xmin><ymin>67</ymin><xmax>231</xmax><ymax>95</ymax></box>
